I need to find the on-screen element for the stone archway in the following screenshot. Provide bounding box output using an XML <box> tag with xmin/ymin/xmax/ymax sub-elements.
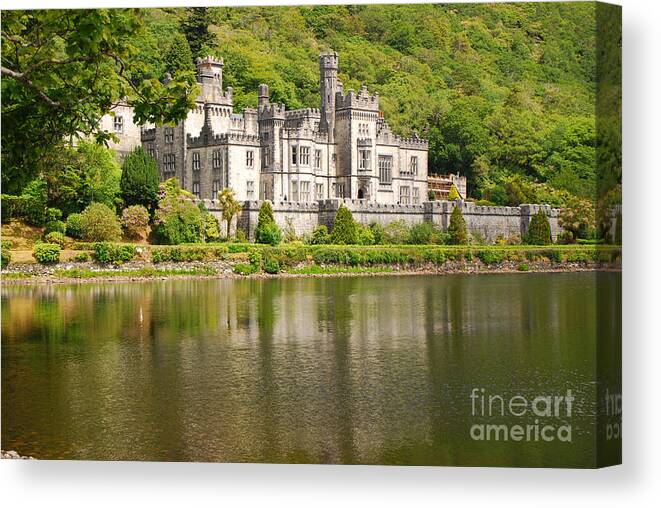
<box><xmin>357</xmin><ymin>187</ymin><xmax>367</xmax><ymax>200</ymax></box>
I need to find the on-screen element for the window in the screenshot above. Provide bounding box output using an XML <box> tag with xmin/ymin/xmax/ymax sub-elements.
<box><xmin>212</xmin><ymin>149</ymin><xmax>222</xmax><ymax>169</ymax></box>
<box><xmin>359</xmin><ymin>149</ymin><xmax>371</xmax><ymax>171</ymax></box>
<box><xmin>192</xmin><ymin>182</ymin><xmax>200</xmax><ymax>198</ymax></box>
<box><xmin>146</xmin><ymin>144</ymin><xmax>155</xmax><ymax>159</ymax></box>
<box><xmin>164</xmin><ymin>127</ymin><xmax>174</xmax><ymax>144</ymax></box>
<box><xmin>212</xmin><ymin>180</ymin><xmax>221</xmax><ymax>196</ymax></box>
<box><xmin>315</xmin><ymin>183</ymin><xmax>324</xmax><ymax>200</ymax></box>
<box><xmin>314</xmin><ymin>149</ymin><xmax>321</xmax><ymax>170</ymax></box>
<box><xmin>291</xmin><ymin>146</ymin><xmax>298</xmax><ymax>165</ymax></box>
<box><xmin>358</xmin><ymin>123</ymin><xmax>370</xmax><ymax>137</ymax></box>
<box><xmin>163</xmin><ymin>154</ymin><xmax>176</xmax><ymax>176</ymax></box>
<box><xmin>246</xmin><ymin>181</ymin><xmax>254</xmax><ymax>200</ymax></box>
<box><xmin>412</xmin><ymin>187</ymin><xmax>420</xmax><ymax>204</ymax></box>
<box><xmin>300</xmin><ymin>181</ymin><xmax>310</xmax><ymax>202</ymax></box>
<box><xmin>378</xmin><ymin>155</ymin><xmax>392</xmax><ymax>184</ymax></box>
<box><xmin>246</xmin><ymin>150</ymin><xmax>254</xmax><ymax>168</ymax></box>
<box><xmin>262</xmin><ymin>146</ymin><xmax>271</xmax><ymax>170</ymax></box>
<box><xmin>333</xmin><ymin>183</ymin><xmax>345</xmax><ymax>198</ymax></box>
<box><xmin>261</xmin><ymin>182</ymin><xmax>271</xmax><ymax>200</ymax></box>
<box><xmin>291</xmin><ymin>181</ymin><xmax>299</xmax><ymax>202</ymax></box>
<box><xmin>192</xmin><ymin>152</ymin><xmax>201</xmax><ymax>171</ymax></box>
<box><xmin>300</xmin><ymin>146</ymin><xmax>310</xmax><ymax>165</ymax></box>
<box><xmin>410</xmin><ymin>156</ymin><xmax>418</xmax><ymax>175</ymax></box>
<box><xmin>113</xmin><ymin>115</ymin><xmax>124</xmax><ymax>133</ymax></box>
<box><xmin>399</xmin><ymin>185</ymin><xmax>411</xmax><ymax>205</ymax></box>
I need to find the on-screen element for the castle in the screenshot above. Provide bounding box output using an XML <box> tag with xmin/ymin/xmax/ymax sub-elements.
<box><xmin>109</xmin><ymin>52</ymin><xmax>429</xmax><ymax>204</ymax></box>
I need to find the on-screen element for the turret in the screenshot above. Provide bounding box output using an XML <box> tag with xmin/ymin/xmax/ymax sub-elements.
<box><xmin>258</xmin><ymin>84</ymin><xmax>270</xmax><ymax>110</ymax></box>
<box><xmin>319</xmin><ymin>51</ymin><xmax>339</xmax><ymax>142</ymax></box>
<box><xmin>196</xmin><ymin>56</ymin><xmax>224</xmax><ymax>88</ymax></box>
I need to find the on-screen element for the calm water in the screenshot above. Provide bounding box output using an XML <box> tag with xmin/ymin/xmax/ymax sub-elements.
<box><xmin>1</xmin><ymin>273</ymin><xmax>620</xmax><ymax>467</ymax></box>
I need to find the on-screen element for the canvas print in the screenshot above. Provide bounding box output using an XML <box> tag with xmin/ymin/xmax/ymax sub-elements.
<box><xmin>1</xmin><ymin>2</ymin><xmax>621</xmax><ymax>467</ymax></box>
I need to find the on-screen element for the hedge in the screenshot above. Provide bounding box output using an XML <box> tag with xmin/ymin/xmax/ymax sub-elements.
<box><xmin>151</xmin><ymin>245</ymin><xmax>229</xmax><ymax>263</ymax></box>
<box><xmin>93</xmin><ymin>242</ymin><xmax>137</xmax><ymax>264</ymax></box>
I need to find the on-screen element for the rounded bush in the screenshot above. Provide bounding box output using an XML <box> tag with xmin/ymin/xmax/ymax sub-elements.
<box><xmin>308</xmin><ymin>225</ymin><xmax>331</xmax><ymax>245</ymax></box>
<box><xmin>44</xmin><ymin>219</ymin><xmax>66</xmax><ymax>235</ymax></box>
<box><xmin>525</xmin><ymin>210</ymin><xmax>552</xmax><ymax>245</ymax></box>
<box><xmin>33</xmin><ymin>242</ymin><xmax>61</xmax><ymax>264</ymax></box>
<box><xmin>93</xmin><ymin>242</ymin><xmax>137</xmax><ymax>264</ymax></box>
<box><xmin>79</xmin><ymin>203</ymin><xmax>122</xmax><ymax>242</ymax></box>
<box><xmin>66</xmin><ymin>213</ymin><xmax>84</xmax><ymax>239</ymax></box>
<box><xmin>264</xmin><ymin>259</ymin><xmax>280</xmax><ymax>274</ymax></box>
<box><xmin>258</xmin><ymin>222</ymin><xmax>282</xmax><ymax>246</ymax></box>
<box><xmin>44</xmin><ymin>231</ymin><xmax>66</xmax><ymax>247</ymax></box>
<box><xmin>1</xmin><ymin>240</ymin><xmax>12</xmax><ymax>268</ymax></box>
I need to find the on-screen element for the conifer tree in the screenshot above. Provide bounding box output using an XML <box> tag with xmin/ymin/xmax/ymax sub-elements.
<box><xmin>448</xmin><ymin>184</ymin><xmax>462</xmax><ymax>201</ymax></box>
<box><xmin>331</xmin><ymin>205</ymin><xmax>358</xmax><ymax>245</ymax></box>
<box><xmin>448</xmin><ymin>205</ymin><xmax>468</xmax><ymax>245</ymax></box>
<box><xmin>525</xmin><ymin>209</ymin><xmax>552</xmax><ymax>245</ymax></box>
<box><xmin>120</xmin><ymin>146</ymin><xmax>160</xmax><ymax>210</ymax></box>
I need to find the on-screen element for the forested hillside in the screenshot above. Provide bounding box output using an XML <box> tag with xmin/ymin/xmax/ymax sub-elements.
<box><xmin>133</xmin><ymin>3</ymin><xmax>618</xmax><ymax>207</ymax></box>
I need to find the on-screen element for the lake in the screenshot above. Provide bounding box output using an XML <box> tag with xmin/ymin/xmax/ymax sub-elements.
<box><xmin>1</xmin><ymin>272</ymin><xmax>621</xmax><ymax>467</ymax></box>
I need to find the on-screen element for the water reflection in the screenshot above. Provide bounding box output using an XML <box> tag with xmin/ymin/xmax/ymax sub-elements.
<box><xmin>1</xmin><ymin>273</ymin><xmax>619</xmax><ymax>466</ymax></box>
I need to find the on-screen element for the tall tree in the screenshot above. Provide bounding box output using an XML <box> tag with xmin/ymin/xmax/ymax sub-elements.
<box><xmin>164</xmin><ymin>33</ymin><xmax>195</xmax><ymax>77</ymax></box>
<box><xmin>120</xmin><ymin>146</ymin><xmax>160</xmax><ymax>210</ymax></box>
<box><xmin>181</xmin><ymin>7</ymin><xmax>215</xmax><ymax>59</ymax></box>
<box><xmin>1</xmin><ymin>9</ymin><xmax>198</xmax><ymax>192</ymax></box>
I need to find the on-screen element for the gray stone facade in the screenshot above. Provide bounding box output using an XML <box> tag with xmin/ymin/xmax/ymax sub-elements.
<box><xmin>198</xmin><ymin>198</ymin><xmax>561</xmax><ymax>243</ymax></box>
<box><xmin>106</xmin><ymin>52</ymin><xmax>429</xmax><ymax>204</ymax></box>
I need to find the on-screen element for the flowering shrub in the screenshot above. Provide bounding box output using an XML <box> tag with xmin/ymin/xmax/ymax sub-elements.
<box><xmin>153</xmin><ymin>179</ymin><xmax>203</xmax><ymax>245</ymax></box>
<box><xmin>121</xmin><ymin>205</ymin><xmax>150</xmax><ymax>239</ymax></box>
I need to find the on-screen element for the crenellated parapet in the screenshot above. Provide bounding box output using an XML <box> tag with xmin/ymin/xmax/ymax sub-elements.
<box><xmin>335</xmin><ymin>85</ymin><xmax>380</xmax><ymax>111</ymax></box>
<box><xmin>258</xmin><ymin>103</ymin><xmax>286</xmax><ymax>120</ymax></box>
<box><xmin>187</xmin><ymin>130</ymin><xmax>260</xmax><ymax>148</ymax></box>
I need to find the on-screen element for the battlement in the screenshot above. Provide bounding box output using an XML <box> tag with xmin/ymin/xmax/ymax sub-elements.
<box><xmin>196</xmin><ymin>55</ymin><xmax>224</xmax><ymax>67</ymax></box>
<box><xmin>397</xmin><ymin>131</ymin><xmax>429</xmax><ymax>149</ymax></box>
<box><xmin>336</xmin><ymin>85</ymin><xmax>380</xmax><ymax>111</ymax></box>
<box><xmin>285</xmin><ymin>108</ymin><xmax>321</xmax><ymax>119</ymax></box>
<box><xmin>187</xmin><ymin>130</ymin><xmax>260</xmax><ymax>148</ymax></box>
<box><xmin>258</xmin><ymin>103</ymin><xmax>286</xmax><ymax>119</ymax></box>
<box><xmin>319</xmin><ymin>51</ymin><xmax>338</xmax><ymax>70</ymax></box>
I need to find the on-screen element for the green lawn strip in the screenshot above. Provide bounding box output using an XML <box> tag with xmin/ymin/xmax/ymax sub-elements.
<box><xmin>53</xmin><ymin>266</ymin><xmax>217</xmax><ymax>279</ymax></box>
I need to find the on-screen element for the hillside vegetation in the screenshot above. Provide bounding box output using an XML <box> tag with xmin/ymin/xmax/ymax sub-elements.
<box><xmin>133</xmin><ymin>3</ymin><xmax>619</xmax><ymax>207</ymax></box>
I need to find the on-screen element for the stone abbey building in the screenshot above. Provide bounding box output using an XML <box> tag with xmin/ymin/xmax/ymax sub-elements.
<box><xmin>134</xmin><ymin>53</ymin><xmax>429</xmax><ymax>204</ymax></box>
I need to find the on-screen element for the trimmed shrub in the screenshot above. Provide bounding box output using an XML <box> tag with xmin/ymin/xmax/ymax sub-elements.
<box><xmin>79</xmin><ymin>203</ymin><xmax>123</xmax><ymax>242</ymax></box>
<box><xmin>258</xmin><ymin>222</ymin><xmax>282</xmax><ymax>246</ymax></box>
<box><xmin>121</xmin><ymin>205</ymin><xmax>150</xmax><ymax>240</ymax></box>
<box><xmin>331</xmin><ymin>205</ymin><xmax>357</xmax><ymax>245</ymax></box>
<box><xmin>33</xmin><ymin>242</ymin><xmax>61</xmax><ymax>264</ymax></box>
<box><xmin>120</xmin><ymin>146</ymin><xmax>160</xmax><ymax>209</ymax></box>
<box><xmin>448</xmin><ymin>206</ymin><xmax>468</xmax><ymax>245</ymax></box>
<box><xmin>476</xmin><ymin>249</ymin><xmax>506</xmax><ymax>265</ymax></box>
<box><xmin>255</xmin><ymin>201</ymin><xmax>278</xmax><ymax>244</ymax></box>
<box><xmin>74</xmin><ymin>251</ymin><xmax>91</xmax><ymax>262</ymax></box>
<box><xmin>518</xmin><ymin>262</ymin><xmax>530</xmax><ymax>272</ymax></box>
<box><xmin>202</xmin><ymin>212</ymin><xmax>221</xmax><ymax>242</ymax></box>
<box><xmin>150</xmin><ymin>245</ymin><xmax>228</xmax><ymax>263</ymax></box>
<box><xmin>1</xmin><ymin>240</ymin><xmax>12</xmax><ymax>268</ymax></box>
<box><xmin>66</xmin><ymin>213</ymin><xmax>84</xmax><ymax>239</ymax></box>
<box><xmin>44</xmin><ymin>220</ymin><xmax>66</xmax><ymax>235</ymax></box>
<box><xmin>308</xmin><ymin>225</ymin><xmax>331</xmax><ymax>245</ymax></box>
<box><xmin>44</xmin><ymin>231</ymin><xmax>66</xmax><ymax>247</ymax></box>
<box><xmin>93</xmin><ymin>242</ymin><xmax>137</xmax><ymax>264</ymax></box>
<box><xmin>525</xmin><ymin>210</ymin><xmax>552</xmax><ymax>245</ymax></box>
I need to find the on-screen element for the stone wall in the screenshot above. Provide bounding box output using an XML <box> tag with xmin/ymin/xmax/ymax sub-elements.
<box><xmin>201</xmin><ymin>198</ymin><xmax>563</xmax><ymax>242</ymax></box>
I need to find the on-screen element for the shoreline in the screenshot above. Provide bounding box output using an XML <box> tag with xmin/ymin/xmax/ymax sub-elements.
<box><xmin>1</xmin><ymin>261</ymin><xmax>620</xmax><ymax>286</ymax></box>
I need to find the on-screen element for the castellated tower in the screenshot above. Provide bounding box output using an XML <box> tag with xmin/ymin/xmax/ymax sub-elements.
<box><xmin>319</xmin><ymin>52</ymin><xmax>340</xmax><ymax>143</ymax></box>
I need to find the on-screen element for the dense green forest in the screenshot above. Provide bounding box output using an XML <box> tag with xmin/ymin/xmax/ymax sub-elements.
<box><xmin>132</xmin><ymin>3</ymin><xmax>619</xmax><ymax>208</ymax></box>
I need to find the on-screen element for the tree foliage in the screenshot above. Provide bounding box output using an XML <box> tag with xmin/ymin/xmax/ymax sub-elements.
<box><xmin>120</xmin><ymin>146</ymin><xmax>161</xmax><ymax>210</ymax></box>
<box><xmin>1</xmin><ymin>9</ymin><xmax>198</xmax><ymax>191</ymax></box>
<box><xmin>153</xmin><ymin>178</ymin><xmax>204</xmax><ymax>245</ymax></box>
<box><xmin>79</xmin><ymin>202</ymin><xmax>123</xmax><ymax>242</ymax></box>
<box><xmin>255</xmin><ymin>201</ymin><xmax>281</xmax><ymax>245</ymax></box>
